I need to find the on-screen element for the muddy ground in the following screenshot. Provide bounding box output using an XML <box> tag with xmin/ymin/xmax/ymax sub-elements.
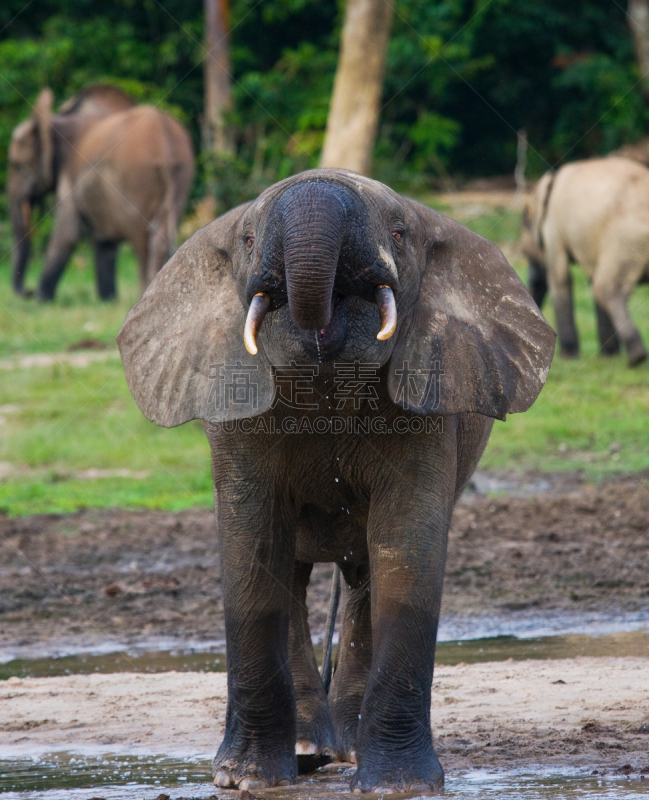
<box><xmin>1</xmin><ymin>473</ymin><xmax>648</xmax><ymax>657</ymax></box>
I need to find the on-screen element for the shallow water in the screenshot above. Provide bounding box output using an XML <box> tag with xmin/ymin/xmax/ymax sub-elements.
<box><xmin>1</xmin><ymin>629</ymin><xmax>647</xmax><ymax>681</ymax></box>
<box><xmin>1</xmin><ymin>753</ymin><xmax>648</xmax><ymax>799</ymax></box>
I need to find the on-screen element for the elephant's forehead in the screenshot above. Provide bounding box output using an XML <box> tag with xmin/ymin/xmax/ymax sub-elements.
<box><xmin>248</xmin><ymin>169</ymin><xmax>403</xmax><ymax>218</ymax></box>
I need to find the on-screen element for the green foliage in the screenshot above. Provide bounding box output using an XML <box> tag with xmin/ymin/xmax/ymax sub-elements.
<box><xmin>0</xmin><ymin>0</ymin><xmax>646</xmax><ymax>203</ymax></box>
<box><xmin>551</xmin><ymin>54</ymin><xmax>646</xmax><ymax>160</ymax></box>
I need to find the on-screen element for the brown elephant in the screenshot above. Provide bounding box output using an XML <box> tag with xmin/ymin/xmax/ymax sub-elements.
<box><xmin>118</xmin><ymin>169</ymin><xmax>554</xmax><ymax>794</ymax></box>
<box><xmin>7</xmin><ymin>85</ymin><xmax>195</xmax><ymax>300</ymax></box>
<box><xmin>522</xmin><ymin>157</ymin><xmax>649</xmax><ymax>366</ymax></box>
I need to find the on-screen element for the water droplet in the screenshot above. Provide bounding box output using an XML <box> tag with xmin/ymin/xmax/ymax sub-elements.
<box><xmin>335</xmin><ymin>478</ymin><xmax>339</xmax><ymax>482</ymax></box>
<box><xmin>351</xmin><ymin>642</ymin><xmax>354</xmax><ymax>647</ymax></box>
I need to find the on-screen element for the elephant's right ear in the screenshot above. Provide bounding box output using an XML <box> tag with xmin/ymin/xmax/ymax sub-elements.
<box><xmin>117</xmin><ymin>203</ymin><xmax>274</xmax><ymax>428</ymax></box>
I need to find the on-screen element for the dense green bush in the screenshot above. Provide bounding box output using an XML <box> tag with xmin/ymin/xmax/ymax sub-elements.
<box><xmin>0</xmin><ymin>0</ymin><xmax>645</xmax><ymax>210</ymax></box>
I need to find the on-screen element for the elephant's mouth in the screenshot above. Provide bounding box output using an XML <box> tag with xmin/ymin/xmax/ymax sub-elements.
<box><xmin>301</xmin><ymin>291</ymin><xmax>349</xmax><ymax>360</ymax></box>
<box><xmin>244</xmin><ymin>285</ymin><xmax>396</xmax><ymax>359</ymax></box>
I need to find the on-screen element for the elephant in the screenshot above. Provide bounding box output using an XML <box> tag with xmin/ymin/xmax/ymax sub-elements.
<box><xmin>118</xmin><ymin>169</ymin><xmax>554</xmax><ymax>794</ymax></box>
<box><xmin>522</xmin><ymin>157</ymin><xmax>649</xmax><ymax>366</ymax></box>
<box><xmin>7</xmin><ymin>85</ymin><xmax>195</xmax><ymax>300</ymax></box>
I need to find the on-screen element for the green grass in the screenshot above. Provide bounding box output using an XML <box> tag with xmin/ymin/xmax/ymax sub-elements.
<box><xmin>1</xmin><ymin>200</ymin><xmax>649</xmax><ymax>517</ymax></box>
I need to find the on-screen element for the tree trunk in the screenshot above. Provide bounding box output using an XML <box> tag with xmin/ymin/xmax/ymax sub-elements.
<box><xmin>203</xmin><ymin>0</ymin><xmax>234</xmax><ymax>154</ymax></box>
<box><xmin>320</xmin><ymin>0</ymin><xmax>394</xmax><ymax>176</ymax></box>
<box><xmin>629</xmin><ymin>0</ymin><xmax>649</xmax><ymax>100</ymax></box>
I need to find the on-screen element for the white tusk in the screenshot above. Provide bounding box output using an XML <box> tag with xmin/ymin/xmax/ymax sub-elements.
<box><xmin>375</xmin><ymin>285</ymin><xmax>397</xmax><ymax>341</ymax></box>
<box><xmin>244</xmin><ymin>292</ymin><xmax>271</xmax><ymax>355</ymax></box>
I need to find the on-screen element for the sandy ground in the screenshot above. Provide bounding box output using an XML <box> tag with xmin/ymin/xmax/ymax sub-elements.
<box><xmin>1</xmin><ymin>658</ymin><xmax>648</xmax><ymax>777</ymax></box>
<box><xmin>2</xmin><ymin>475</ymin><xmax>649</xmax><ymax>658</ymax></box>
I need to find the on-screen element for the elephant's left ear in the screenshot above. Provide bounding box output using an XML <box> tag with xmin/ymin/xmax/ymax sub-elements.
<box><xmin>388</xmin><ymin>200</ymin><xmax>555</xmax><ymax>421</ymax></box>
<box><xmin>117</xmin><ymin>202</ymin><xmax>275</xmax><ymax>428</ymax></box>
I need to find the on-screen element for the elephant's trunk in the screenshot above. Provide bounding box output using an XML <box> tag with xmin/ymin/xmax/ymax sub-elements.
<box><xmin>281</xmin><ymin>182</ymin><xmax>348</xmax><ymax>331</ymax></box>
<box><xmin>9</xmin><ymin>194</ymin><xmax>32</xmax><ymax>295</ymax></box>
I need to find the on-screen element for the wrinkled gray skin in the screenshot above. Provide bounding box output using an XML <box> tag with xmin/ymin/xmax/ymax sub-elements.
<box><xmin>118</xmin><ymin>170</ymin><xmax>555</xmax><ymax>794</ymax></box>
<box><xmin>7</xmin><ymin>85</ymin><xmax>194</xmax><ymax>300</ymax></box>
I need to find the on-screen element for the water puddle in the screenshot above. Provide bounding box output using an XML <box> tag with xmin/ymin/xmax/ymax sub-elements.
<box><xmin>437</xmin><ymin>609</ymin><xmax>649</xmax><ymax>641</ymax></box>
<box><xmin>1</xmin><ymin>629</ymin><xmax>647</xmax><ymax>682</ymax></box>
<box><xmin>0</xmin><ymin>648</ymin><xmax>226</xmax><ymax>681</ymax></box>
<box><xmin>1</xmin><ymin>753</ymin><xmax>648</xmax><ymax>799</ymax></box>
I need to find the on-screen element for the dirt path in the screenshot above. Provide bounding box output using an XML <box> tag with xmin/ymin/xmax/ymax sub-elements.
<box><xmin>1</xmin><ymin>476</ymin><xmax>648</xmax><ymax>659</ymax></box>
<box><xmin>1</xmin><ymin>658</ymin><xmax>647</xmax><ymax>777</ymax></box>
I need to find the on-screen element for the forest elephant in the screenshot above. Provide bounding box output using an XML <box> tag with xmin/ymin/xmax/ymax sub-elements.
<box><xmin>118</xmin><ymin>170</ymin><xmax>554</xmax><ymax>794</ymax></box>
<box><xmin>522</xmin><ymin>157</ymin><xmax>649</xmax><ymax>366</ymax></box>
<box><xmin>7</xmin><ymin>85</ymin><xmax>194</xmax><ymax>300</ymax></box>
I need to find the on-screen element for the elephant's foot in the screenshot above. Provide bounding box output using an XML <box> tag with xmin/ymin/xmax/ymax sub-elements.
<box><xmin>330</xmin><ymin>716</ymin><xmax>360</xmax><ymax>763</ymax></box>
<box><xmin>214</xmin><ymin>772</ymin><xmax>291</xmax><ymax>791</ymax></box>
<box><xmin>295</xmin><ymin>719</ymin><xmax>335</xmax><ymax>772</ymax></box>
<box><xmin>295</xmin><ymin>694</ymin><xmax>335</xmax><ymax>772</ymax></box>
<box><xmin>559</xmin><ymin>343</ymin><xmax>579</xmax><ymax>359</ymax></box>
<box><xmin>599</xmin><ymin>336</ymin><xmax>620</xmax><ymax>356</ymax></box>
<box><xmin>212</xmin><ymin>741</ymin><xmax>296</xmax><ymax>790</ymax></box>
<box><xmin>626</xmin><ymin>335</ymin><xmax>648</xmax><ymax>367</ymax></box>
<box><xmin>350</xmin><ymin>751</ymin><xmax>444</xmax><ymax>795</ymax></box>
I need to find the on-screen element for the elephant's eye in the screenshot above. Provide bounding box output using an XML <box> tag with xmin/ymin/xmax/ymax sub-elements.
<box><xmin>245</xmin><ymin>235</ymin><xmax>255</xmax><ymax>249</ymax></box>
<box><xmin>391</xmin><ymin>230</ymin><xmax>404</xmax><ymax>241</ymax></box>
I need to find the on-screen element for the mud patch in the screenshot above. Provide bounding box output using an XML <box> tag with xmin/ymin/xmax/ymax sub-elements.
<box><xmin>1</xmin><ymin>478</ymin><xmax>648</xmax><ymax>659</ymax></box>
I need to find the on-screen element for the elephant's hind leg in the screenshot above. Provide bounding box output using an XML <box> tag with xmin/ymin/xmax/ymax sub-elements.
<box><xmin>38</xmin><ymin>188</ymin><xmax>80</xmax><ymax>301</ymax></box>
<box><xmin>289</xmin><ymin>561</ymin><xmax>335</xmax><ymax>770</ymax></box>
<box><xmin>94</xmin><ymin>241</ymin><xmax>118</xmax><ymax>301</ymax></box>
<box><xmin>594</xmin><ymin>301</ymin><xmax>620</xmax><ymax>355</ymax></box>
<box><xmin>146</xmin><ymin>217</ymin><xmax>173</xmax><ymax>287</ymax></box>
<box><xmin>328</xmin><ymin>561</ymin><xmax>372</xmax><ymax>763</ymax></box>
<box><xmin>593</xmin><ymin>252</ymin><xmax>647</xmax><ymax>366</ymax></box>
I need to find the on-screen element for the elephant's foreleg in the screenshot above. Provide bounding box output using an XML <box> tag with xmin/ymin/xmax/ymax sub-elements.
<box><xmin>528</xmin><ymin>258</ymin><xmax>548</xmax><ymax>309</ymax></box>
<box><xmin>594</xmin><ymin>301</ymin><xmax>620</xmax><ymax>356</ymax></box>
<box><xmin>351</xmin><ymin>455</ymin><xmax>455</xmax><ymax>794</ymax></box>
<box><xmin>213</xmin><ymin>481</ymin><xmax>297</xmax><ymax>790</ymax></box>
<box><xmin>328</xmin><ymin>561</ymin><xmax>372</xmax><ymax>762</ymax></box>
<box><xmin>551</xmin><ymin>284</ymin><xmax>579</xmax><ymax>357</ymax></box>
<box><xmin>38</xmin><ymin>187</ymin><xmax>80</xmax><ymax>301</ymax></box>
<box><xmin>289</xmin><ymin>560</ymin><xmax>335</xmax><ymax>766</ymax></box>
<box><xmin>548</xmin><ymin>249</ymin><xmax>579</xmax><ymax>357</ymax></box>
<box><xmin>94</xmin><ymin>241</ymin><xmax>118</xmax><ymax>301</ymax></box>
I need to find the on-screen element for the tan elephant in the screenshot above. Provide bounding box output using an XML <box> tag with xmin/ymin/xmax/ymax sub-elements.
<box><xmin>7</xmin><ymin>85</ymin><xmax>195</xmax><ymax>300</ymax></box>
<box><xmin>521</xmin><ymin>157</ymin><xmax>649</xmax><ymax>366</ymax></box>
